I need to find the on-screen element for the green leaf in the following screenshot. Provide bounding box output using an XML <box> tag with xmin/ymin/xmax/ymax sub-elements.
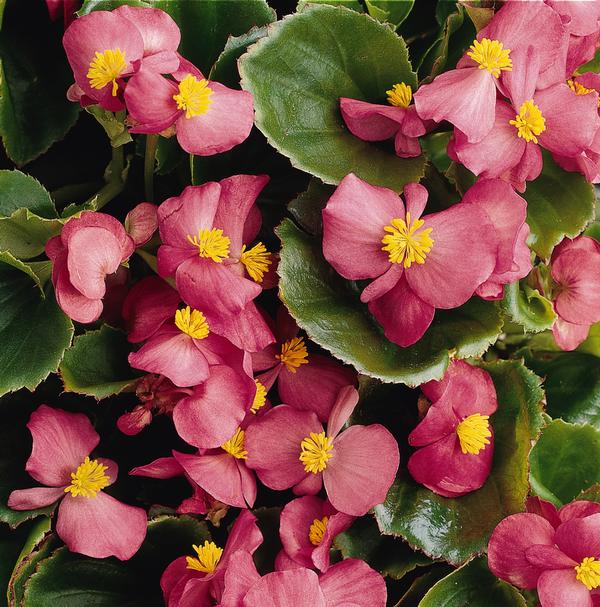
<box><xmin>502</xmin><ymin>282</ymin><xmax>556</xmax><ymax>333</ymax></box>
<box><xmin>394</xmin><ymin>566</ymin><xmax>454</xmax><ymax>607</ymax></box>
<box><xmin>579</xmin><ymin>322</ymin><xmax>600</xmax><ymax>358</ymax></box>
<box><xmin>375</xmin><ymin>361</ymin><xmax>544</xmax><ymax>565</ymax></box>
<box><xmin>577</xmin><ymin>484</ymin><xmax>600</xmax><ymax>503</ymax></box>
<box><xmin>529</xmin><ymin>419</ymin><xmax>600</xmax><ymax>506</ymax></box>
<box><xmin>578</xmin><ymin>46</ymin><xmax>600</xmax><ymax>73</ymax></box>
<box><xmin>297</xmin><ymin>0</ymin><xmax>363</xmax><ymax>11</ymax></box>
<box><xmin>0</xmin><ymin>0</ymin><xmax>79</xmax><ymax>165</ymax></box>
<box><xmin>365</xmin><ymin>0</ymin><xmax>414</xmax><ymax>28</ymax></box>
<box><xmin>287</xmin><ymin>178</ymin><xmax>334</xmax><ymax>236</ymax></box>
<box><xmin>277</xmin><ymin>219</ymin><xmax>503</xmax><ymax>385</ymax></box>
<box><xmin>524</xmin><ymin>152</ymin><xmax>595</xmax><ymax>260</ymax></box>
<box><xmin>0</xmin><ymin>171</ymin><xmax>56</xmax><ymax>219</ymax></box>
<box><xmin>59</xmin><ymin>325</ymin><xmax>139</xmax><ymax>399</ymax></box>
<box><xmin>85</xmin><ymin>107</ymin><xmax>133</xmax><ymax>148</ymax></box>
<box><xmin>419</xmin><ymin>558</ymin><xmax>527</xmax><ymax>606</ymax></box>
<box><xmin>240</xmin><ymin>4</ymin><xmax>425</xmax><ymax>193</ymax></box>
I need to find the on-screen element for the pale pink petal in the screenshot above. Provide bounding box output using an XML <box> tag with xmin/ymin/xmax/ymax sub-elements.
<box><xmin>129</xmin><ymin>456</ymin><xmax>183</xmax><ymax>479</ymax></box>
<box><xmin>222</xmin><ymin>509</ymin><xmax>263</xmax><ymax>564</ymax></box>
<box><xmin>311</xmin><ymin>510</ymin><xmax>355</xmax><ymax>572</ymax></box>
<box><xmin>502</xmin><ymin>46</ymin><xmax>540</xmax><ymax>109</ymax></box>
<box><xmin>444</xmin><ymin>359</ymin><xmax>498</xmax><ymax>418</ymax></box>
<box><xmin>8</xmin><ymin>487</ymin><xmax>65</xmax><ymax>510</ymax></box>
<box><xmin>403</xmin><ymin>182</ymin><xmax>429</xmax><ymax>218</ymax></box>
<box><xmin>242</xmin><ymin>569</ymin><xmax>326</xmax><ymax>607</ymax></box>
<box><xmin>360</xmin><ymin>264</ymin><xmax>403</xmax><ymax>303</ymax></box>
<box><xmin>555</xmin><ymin>514</ymin><xmax>600</xmax><ymax>563</ymax></box>
<box><xmin>125</xmin><ymin>202</ymin><xmax>158</xmax><ymax>247</ymax></box>
<box><xmin>326</xmin><ymin>385</ymin><xmax>359</xmax><ymax>439</ymax></box>
<box><xmin>339</xmin><ymin>97</ymin><xmax>403</xmax><ymax>140</ymax></box>
<box><xmin>280</xmin><ymin>495</ymin><xmax>325</xmax><ymax>568</ymax></box>
<box><xmin>552</xmin><ymin>318</ymin><xmax>591</xmax><ymax>351</ymax></box>
<box><xmin>221</xmin><ymin>550</ymin><xmax>261</xmax><ymax>607</ymax></box>
<box><xmin>319</xmin><ymin>559</ymin><xmax>387</xmax><ymax>607</ymax></box>
<box><xmin>560</xmin><ymin>501</ymin><xmax>600</xmax><ymax>523</ymax></box>
<box><xmin>546</xmin><ymin>0</ymin><xmax>600</xmax><ymax>36</ymax></box>
<box><xmin>525</xmin><ymin>544</ymin><xmax>577</xmax><ymax>569</ymax></box>
<box><xmin>537</xmin><ymin>569</ymin><xmax>593</xmax><ymax>607</ymax></box>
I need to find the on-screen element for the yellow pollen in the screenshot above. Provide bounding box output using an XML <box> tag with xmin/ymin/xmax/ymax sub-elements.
<box><xmin>64</xmin><ymin>456</ymin><xmax>110</xmax><ymax>498</ymax></box>
<box><xmin>386</xmin><ymin>83</ymin><xmax>413</xmax><ymax>108</ymax></box>
<box><xmin>173</xmin><ymin>75</ymin><xmax>213</xmax><ymax>119</ymax></box>
<box><xmin>87</xmin><ymin>48</ymin><xmax>127</xmax><ymax>96</ymax></box>
<box><xmin>309</xmin><ymin>516</ymin><xmax>329</xmax><ymax>546</ymax></box>
<box><xmin>175</xmin><ymin>306</ymin><xmax>210</xmax><ymax>339</ymax></box>
<box><xmin>382</xmin><ymin>212</ymin><xmax>434</xmax><ymax>268</ymax></box>
<box><xmin>240</xmin><ymin>242</ymin><xmax>272</xmax><ymax>283</ymax></box>
<box><xmin>568</xmin><ymin>79</ymin><xmax>595</xmax><ymax>96</ymax></box>
<box><xmin>187</xmin><ymin>228</ymin><xmax>230</xmax><ymax>262</ymax></box>
<box><xmin>456</xmin><ymin>413</ymin><xmax>491</xmax><ymax>455</ymax></box>
<box><xmin>467</xmin><ymin>38</ymin><xmax>512</xmax><ymax>78</ymax></box>
<box><xmin>300</xmin><ymin>431</ymin><xmax>333</xmax><ymax>474</ymax></box>
<box><xmin>251</xmin><ymin>380</ymin><xmax>267</xmax><ymax>414</ymax></box>
<box><xmin>276</xmin><ymin>337</ymin><xmax>309</xmax><ymax>373</ymax></box>
<box><xmin>186</xmin><ymin>540</ymin><xmax>223</xmax><ymax>573</ymax></box>
<box><xmin>576</xmin><ymin>557</ymin><xmax>600</xmax><ymax>590</ymax></box>
<box><xmin>509</xmin><ymin>99</ymin><xmax>546</xmax><ymax>144</ymax></box>
<box><xmin>221</xmin><ymin>428</ymin><xmax>248</xmax><ymax>459</ymax></box>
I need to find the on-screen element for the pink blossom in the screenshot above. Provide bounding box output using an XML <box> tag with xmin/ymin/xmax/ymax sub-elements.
<box><xmin>245</xmin><ymin>385</ymin><xmax>399</xmax><ymax>516</ymax></box>
<box><xmin>46</xmin><ymin>211</ymin><xmax>134</xmax><ymax>323</ymax></box>
<box><xmin>322</xmin><ymin>174</ymin><xmax>497</xmax><ymax>346</ymax></box>
<box><xmin>8</xmin><ymin>405</ymin><xmax>146</xmax><ymax>560</ymax></box>
<box><xmin>125</xmin><ymin>202</ymin><xmax>158</xmax><ymax>247</ymax></box>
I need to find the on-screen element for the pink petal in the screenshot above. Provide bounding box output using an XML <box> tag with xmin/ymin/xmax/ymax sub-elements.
<box><xmin>221</xmin><ymin>550</ymin><xmax>261</xmax><ymax>607</ymax></box>
<box><xmin>552</xmin><ymin>317</ymin><xmax>591</xmax><ymax>351</ymax></box>
<box><xmin>319</xmin><ymin>559</ymin><xmax>387</xmax><ymax>607</ymax></box>
<box><xmin>56</xmin><ymin>492</ymin><xmax>147</xmax><ymax>560</ymax></box>
<box><xmin>537</xmin><ymin>569</ymin><xmax>594</xmax><ymax>607</ymax></box>
<box><xmin>555</xmin><ymin>514</ymin><xmax>600</xmax><ymax>564</ymax></box>
<box><xmin>560</xmin><ymin>501</ymin><xmax>600</xmax><ymax>523</ymax></box>
<box><xmin>292</xmin><ymin>472</ymin><xmax>323</xmax><ymax>496</ymax></box>
<box><xmin>339</xmin><ymin>97</ymin><xmax>403</xmax><ymax>140</ymax></box>
<box><xmin>403</xmin><ymin>182</ymin><xmax>429</xmax><ymax>218</ymax></box>
<box><xmin>242</xmin><ymin>569</ymin><xmax>326</xmax><ymax>607</ymax></box>
<box><xmin>62</xmin><ymin>212</ymin><xmax>134</xmax><ymax>258</ymax></box>
<box><xmin>444</xmin><ymin>359</ymin><xmax>498</xmax><ymax>418</ymax></box>
<box><xmin>360</xmin><ymin>264</ymin><xmax>403</xmax><ymax>303</ymax></box>
<box><xmin>394</xmin><ymin>131</ymin><xmax>422</xmax><ymax>158</ymax></box>
<box><xmin>280</xmin><ymin>495</ymin><xmax>325</xmax><ymax>569</ymax></box>
<box><xmin>502</xmin><ymin>46</ymin><xmax>540</xmax><ymax>109</ymax></box>
<box><xmin>8</xmin><ymin>486</ymin><xmax>65</xmax><ymax>510</ymax></box>
<box><xmin>546</xmin><ymin>0</ymin><xmax>600</xmax><ymax>36</ymax></box>
<box><xmin>222</xmin><ymin>509</ymin><xmax>263</xmax><ymax>565</ymax></box>
<box><xmin>125</xmin><ymin>202</ymin><xmax>158</xmax><ymax>247</ymax></box>
<box><xmin>129</xmin><ymin>456</ymin><xmax>183</xmax><ymax>479</ymax></box>
<box><xmin>527</xmin><ymin>496</ymin><xmax>561</xmax><ymax>527</ymax></box>
<box><xmin>525</xmin><ymin>544</ymin><xmax>577</xmax><ymax>569</ymax></box>
<box><xmin>408</xmin><ymin>398</ymin><xmax>458</xmax><ymax>447</ymax></box>
<box><xmin>326</xmin><ymin>385</ymin><xmax>359</xmax><ymax>439</ymax></box>
<box><xmin>311</xmin><ymin>510</ymin><xmax>355</xmax><ymax>572</ymax></box>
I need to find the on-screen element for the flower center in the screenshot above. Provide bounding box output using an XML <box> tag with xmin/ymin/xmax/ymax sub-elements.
<box><xmin>186</xmin><ymin>540</ymin><xmax>223</xmax><ymax>573</ymax></box>
<box><xmin>382</xmin><ymin>212</ymin><xmax>434</xmax><ymax>268</ymax></box>
<box><xmin>221</xmin><ymin>428</ymin><xmax>248</xmax><ymax>459</ymax></box>
<box><xmin>300</xmin><ymin>431</ymin><xmax>333</xmax><ymax>474</ymax></box>
<box><xmin>456</xmin><ymin>413</ymin><xmax>491</xmax><ymax>455</ymax></box>
<box><xmin>240</xmin><ymin>242</ymin><xmax>272</xmax><ymax>283</ymax></box>
<box><xmin>509</xmin><ymin>100</ymin><xmax>546</xmax><ymax>144</ymax></box>
<box><xmin>568</xmin><ymin>79</ymin><xmax>595</xmax><ymax>96</ymax></box>
<box><xmin>87</xmin><ymin>48</ymin><xmax>127</xmax><ymax>96</ymax></box>
<box><xmin>309</xmin><ymin>516</ymin><xmax>329</xmax><ymax>546</ymax></box>
<box><xmin>386</xmin><ymin>83</ymin><xmax>412</xmax><ymax>108</ymax></box>
<box><xmin>251</xmin><ymin>380</ymin><xmax>267</xmax><ymax>414</ymax></box>
<box><xmin>576</xmin><ymin>557</ymin><xmax>600</xmax><ymax>590</ymax></box>
<box><xmin>467</xmin><ymin>38</ymin><xmax>512</xmax><ymax>78</ymax></box>
<box><xmin>175</xmin><ymin>306</ymin><xmax>210</xmax><ymax>339</ymax></box>
<box><xmin>64</xmin><ymin>456</ymin><xmax>110</xmax><ymax>498</ymax></box>
<box><xmin>187</xmin><ymin>228</ymin><xmax>230</xmax><ymax>262</ymax></box>
<box><xmin>173</xmin><ymin>75</ymin><xmax>213</xmax><ymax>119</ymax></box>
<box><xmin>276</xmin><ymin>337</ymin><xmax>309</xmax><ymax>373</ymax></box>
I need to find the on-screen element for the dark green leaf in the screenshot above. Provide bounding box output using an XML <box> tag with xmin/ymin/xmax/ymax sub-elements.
<box><xmin>297</xmin><ymin>0</ymin><xmax>363</xmax><ymax>11</ymax></box>
<box><xmin>287</xmin><ymin>179</ymin><xmax>334</xmax><ymax>236</ymax></box>
<box><xmin>0</xmin><ymin>171</ymin><xmax>56</xmax><ymax>219</ymax></box>
<box><xmin>365</xmin><ymin>0</ymin><xmax>414</xmax><ymax>28</ymax></box>
<box><xmin>502</xmin><ymin>282</ymin><xmax>556</xmax><ymax>334</ymax></box>
<box><xmin>394</xmin><ymin>566</ymin><xmax>454</xmax><ymax>607</ymax></box>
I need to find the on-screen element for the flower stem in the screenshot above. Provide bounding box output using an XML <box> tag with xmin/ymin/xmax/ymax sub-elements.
<box><xmin>84</xmin><ymin>143</ymin><xmax>126</xmax><ymax>211</ymax></box>
<box><xmin>144</xmin><ymin>134</ymin><xmax>159</xmax><ymax>201</ymax></box>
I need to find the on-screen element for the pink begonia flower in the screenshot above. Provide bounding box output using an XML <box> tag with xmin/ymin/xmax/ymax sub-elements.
<box><xmin>414</xmin><ymin>0</ymin><xmax>567</xmax><ymax>142</ymax></box>
<box><xmin>549</xmin><ymin>236</ymin><xmax>600</xmax><ymax>351</ymax></box>
<box><xmin>322</xmin><ymin>174</ymin><xmax>497</xmax><ymax>347</ymax></box>
<box><xmin>125</xmin><ymin>56</ymin><xmax>253</xmax><ymax>156</ymax></box>
<box><xmin>245</xmin><ymin>385</ymin><xmax>399</xmax><ymax>516</ymax></box>
<box><xmin>125</xmin><ymin>202</ymin><xmax>158</xmax><ymax>247</ymax></box>
<box><xmin>46</xmin><ymin>211</ymin><xmax>134</xmax><ymax>323</ymax></box>
<box><xmin>155</xmin><ymin>175</ymin><xmax>275</xmax><ymax>352</ymax></box>
<box><xmin>407</xmin><ymin>360</ymin><xmax>498</xmax><ymax>497</ymax></box>
<box><xmin>340</xmin><ymin>82</ymin><xmax>428</xmax><ymax>157</ymax></box>
<box><xmin>161</xmin><ymin>510</ymin><xmax>262</xmax><ymax>607</ymax></box>
<box><xmin>252</xmin><ymin>307</ymin><xmax>356</xmax><ymax>422</ymax></box>
<box><xmin>488</xmin><ymin>501</ymin><xmax>600</xmax><ymax>607</ymax></box>
<box><xmin>8</xmin><ymin>405</ymin><xmax>147</xmax><ymax>560</ymax></box>
<box><xmin>278</xmin><ymin>496</ymin><xmax>354</xmax><ymax>572</ymax></box>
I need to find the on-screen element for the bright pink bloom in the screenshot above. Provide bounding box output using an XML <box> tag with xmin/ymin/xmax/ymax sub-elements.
<box><xmin>245</xmin><ymin>386</ymin><xmax>399</xmax><ymax>516</ymax></box>
<box><xmin>125</xmin><ymin>202</ymin><xmax>158</xmax><ymax>247</ymax></box>
<box><xmin>161</xmin><ymin>510</ymin><xmax>262</xmax><ymax>607</ymax></box>
<box><xmin>488</xmin><ymin>500</ymin><xmax>600</xmax><ymax>606</ymax></box>
<box><xmin>125</xmin><ymin>56</ymin><xmax>253</xmax><ymax>156</ymax></box>
<box><xmin>322</xmin><ymin>174</ymin><xmax>497</xmax><ymax>346</ymax></box>
<box><xmin>550</xmin><ymin>236</ymin><xmax>600</xmax><ymax>350</ymax></box>
<box><xmin>46</xmin><ymin>211</ymin><xmax>134</xmax><ymax>323</ymax></box>
<box><xmin>8</xmin><ymin>405</ymin><xmax>146</xmax><ymax>560</ymax></box>
<box><xmin>407</xmin><ymin>360</ymin><xmax>498</xmax><ymax>497</ymax></box>
<box><xmin>155</xmin><ymin>175</ymin><xmax>274</xmax><ymax>352</ymax></box>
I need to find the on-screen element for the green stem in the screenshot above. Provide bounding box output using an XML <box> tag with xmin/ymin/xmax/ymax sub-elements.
<box><xmin>144</xmin><ymin>134</ymin><xmax>159</xmax><ymax>202</ymax></box>
<box><xmin>83</xmin><ymin>143</ymin><xmax>126</xmax><ymax>210</ymax></box>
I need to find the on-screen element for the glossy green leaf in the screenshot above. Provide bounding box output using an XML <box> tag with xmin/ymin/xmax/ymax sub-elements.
<box><xmin>287</xmin><ymin>179</ymin><xmax>334</xmax><ymax>236</ymax></box>
<box><xmin>375</xmin><ymin>361</ymin><xmax>544</xmax><ymax>565</ymax></box>
<box><xmin>277</xmin><ymin>219</ymin><xmax>503</xmax><ymax>385</ymax></box>
<box><xmin>365</xmin><ymin>0</ymin><xmax>414</xmax><ymax>28</ymax></box>
<box><xmin>240</xmin><ymin>4</ymin><xmax>425</xmax><ymax>193</ymax></box>
<box><xmin>530</xmin><ymin>419</ymin><xmax>600</xmax><ymax>506</ymax></box>
<box><xmin>297</xmin><ymin>0</ymin><xmax>363</xmax><ymax>11</ymax></box>
<box><xmin>419</xmin><ymin>558</ymin><xmax>527</xmax><ymax>606</ymax></box>
<box><xmin>60</xmin><ymin>325</ymin><xmax>139</xmax><ymax>399</ymax></box>
<box><xmin>394</xmin><ymin>567</ymin><xmax>454</xmax><ymax>607</ymax></box>
<box><xmin>502</xmin><ymin>282</ymin><xmax>556</xmax><ymax>333</ymax></box>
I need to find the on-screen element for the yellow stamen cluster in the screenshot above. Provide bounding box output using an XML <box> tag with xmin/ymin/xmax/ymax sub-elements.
<box><xmin>467</xmin><ymin>38</ymin><xmax>512</xmax><ymax>78</ymax></box>
<box><xmin>309</xmin><ymin>516</ymin><xmax>329</xmax><ymax>546</ymax></box>
<box><xmin>576</xmin><ymin>557</ymin><xmax>600</xmax><ymax>590</ymax></box>
<box><xmin>175</xmin><ymin>306</ymin><xmax>210</xmax><ymax>339</ymax></box>
<box><xmin>64</xmin><ymin>457</ymin><xmax>110</xmax><ymax>498</ymax></box>
<box><xmin>173</xmin><ymin>75</ymin><xmax>213</xmax><ymax>119</ymax></box>
<box><xmin>221</xmin><ymin>428</ymin><xmax>248</xmax><ymax>459</ymax></box>
<box><xmin>276</xmin><ymin>337</ymin><xmax>309</xmax><ymax>373</ymax></box>
<box><xmin>251</xmin><ymin>380</ymin><xmax>267</xmax><ymax>414</ymax></box>
<box><xmin>240</xmin><ymin>242</ymin><xmax>272</xmax><ymax>283</ymax></box>
<box><xmin>509</xmin><ymin>100</ymin><xmax>546</xmax><ymax>144</ymax></box>
<box><xmin>187</xmin><ymin>228</ymin><xmax>230</xmax><ymax>262</ymax></box>
<box><xmin>300</xmin><ymin>431</ymin><xmax>333</xmax><ymax>474</ymax></box>
<box><xmin>386</xmin><ymin>83</ymin><xmax>412</xmax><ymax>108</ymax></box>
<box><xmin>382</xmin><ymin>213</ymin><xmax>434</xmax><ymax>268</ymax></box>
<box><xmin>568</xmin><ymin>79</ymin><xmax>595</xmax><ymax>96</ymax></box>
<box><xmin>87</xmin><ymin>48</ymin><xmax>127</xmax><ymax>96</ymax></box>
<box><xmin>186</xmin><ymin>540</ymin><xmax>223</xmax><ymax>573</ymax></box>
<box><xmin>456</xmin><ymin>413</ymin><xmax>491</xmax><ymax>455</ymax></box>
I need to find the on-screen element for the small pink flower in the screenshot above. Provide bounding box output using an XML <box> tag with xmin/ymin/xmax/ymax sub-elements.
<box><xmin>46</xmin><ymin>211</ymin><xmax>134</xmax><ymax>323</ymax></box>
<box><xmin>8</xmin><ymin>405</ymin><xmax>147</xmax><ymax>560</ymax></box>
<box><xmin>245</xmin><ymin>386</ymin><xmax>399</xmax><ymax>516</ymax></box>
<box><xmin>322</xmin><ymin>174</ymin><xmax>498</xmax><ymax>347</ymax></box>
<box><xmin>125</xmin><ymin>56</ymin><xmax>253</xmax><ymax>156</ymax></box>
<box><xmin>407</xmin><ymin>360</ymin><xmax>498</xmax><ymax>497</ymax></box>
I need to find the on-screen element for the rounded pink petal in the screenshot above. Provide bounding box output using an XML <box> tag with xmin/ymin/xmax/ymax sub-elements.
<box><xmin>537</xmin><ymin>569</ymin><xmax>594</xmax><ymax>607</ymax></box>
<box><xmin>280</xmin><ymin>495</ymin><xmax>325</xmax><ymax>568</ymax></box>
<box><xmin>560</xmin><ymin>501</ymin><xmax>600</xmax><ymax>523</ymax></box>
<box><xmin>326</xmin><ymin>385</ymin><xmax>360</xmax><ymax>440</ymax></box>
<box><xmin>443</xmin><ymin>360</ymin><xmax>498</xmax><ymax>418</ymax></box>
<box><xmin>555</xmin><ymin>514</ymin><xmax>600</xmax><ymax>563</ymax></box>
<box><xmin>339</xmin><ymin>97</ymin><xmax>403</xmax><ymax>141</ymax></box>
<box><xmin>125</xmin><ymin>202</ymin><xmax>158</xmax><ymax>247</ymax></box>
<box><xmin>403</xmin><ymin>182</ymin><xmax>429</xmax><ymax>218</ymax></box>
<box><xmin>408</xmin><ymin>398</ymin><xmax>458</xmax><ymax>447</ymax></box>
<box><xmin>8</xmin><ymin>487</ymin><xmax>65</xmax><ymax>510</ymax></box>
<box><xmin>360</xmin><ymin>264</ymin><xmax>403</xmax><ymax>303</ymax></box>
<box><xmin>324</xmin><ymin>424</ymin><xmax>399</xmax><ymax>516</ymax></box>
<box><xmin>292</xmin><ymin>471</ymin><xmax>323</xmax><ymax>496</ymax></box>
<box><xmin>57</xmin><ymin>492</ymin><xmax>147</xmax><ymax>560</ymax></box>
<box><xmin>311</xmin><ymin>510</ymin><xmax>355</xmax><ymax>572</ymax></box>
<box><xmin>222</xmin><ymin>509</ymin><xmax>263</xmax><ymax>565</ymax></box>
<box><xmin>221</xmin><ymin>550</ymin><xmax>261</xmax><ymax>607</ymax></box>
<box><xmin>552</xmin><ymin>317</ymin><xmax>591</xmax><ymax>351</ymax></box>
<box><xmin>319</xmin><ymin>559</ymin><xmax>387</xmax><ymax>607</ymax></box>
<box><xmin>243</xmin><ymin>569</ymin><xmax>326</xmax><ymax>607</ymax></box>
<box><xmin>525</xmin><ymin>544</ymin><xmax>577</xmax><ymax>570</ymax></box>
